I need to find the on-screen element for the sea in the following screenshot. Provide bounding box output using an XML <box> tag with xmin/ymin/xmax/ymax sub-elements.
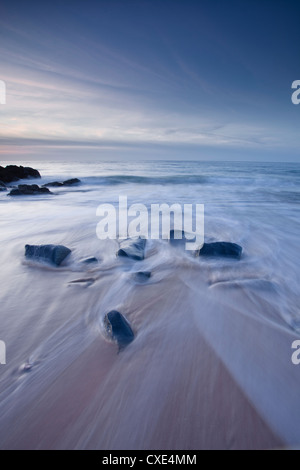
<box><xmin>0</xmin><ymin>160</ymin><xmax>299</xmax><ymax>449</ymax></box>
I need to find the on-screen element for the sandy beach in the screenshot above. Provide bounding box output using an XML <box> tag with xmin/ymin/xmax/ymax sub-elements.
<box><xmin>0</xmin><ymin>262</ymin><xmax>286</xmax><ymax>450</ymax></box>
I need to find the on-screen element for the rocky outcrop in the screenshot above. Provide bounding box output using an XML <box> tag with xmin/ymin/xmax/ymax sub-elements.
<box><xmin>199</xmin><ymin>242</ymin><xmax>242</xmax><ymax>259</ymax></box>
<box><xmin>25</xmin><ymin>244</ymin><xmax>72</xmax><ymax>266</ymax></box>
<box><xmin>8</xmin><ymin>185</ymin><xmax>52</xmax><ymax>196</ymax></box>
<box><xmin>0</xmin><ymin>165</ymin><xmax>41</xmax><ymax>184</ymax></box>
<box><xmin>117</xmin><ymin>238</ymin><xmax>147</xmax><ymax>261</ymax></box>
<box><xmin>43</xmin><ymin>178</ymin><xmax>81</xmax><ymax>188</ymax></box>
<box><xmin>104</xmin><ymin>310</ymin><xmax>134</xmax><ymax>349</ymax></box>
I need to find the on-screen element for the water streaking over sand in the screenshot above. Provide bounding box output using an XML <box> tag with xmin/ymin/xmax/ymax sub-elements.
<box><xmin>0</xmin><ymin>160</ymin><xmax>299</xmax><ymax>449</ymax></box>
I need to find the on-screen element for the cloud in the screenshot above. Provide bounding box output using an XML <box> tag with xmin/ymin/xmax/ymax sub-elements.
<box><xmin>0</xmin><ymin>1</ymin><xmax>299</xmax><ymax>162</ymax></box>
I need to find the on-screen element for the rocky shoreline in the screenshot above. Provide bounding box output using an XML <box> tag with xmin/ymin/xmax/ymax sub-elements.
<box><xmin>0</xmin><ymin>165</ymin><xmax>81</xmax><ymax>196</ymax></box>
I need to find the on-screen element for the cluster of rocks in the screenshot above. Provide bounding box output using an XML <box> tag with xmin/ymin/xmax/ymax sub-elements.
<box><xmin>23</xmin><ymin>230</ymin><xmax>243</xmax><ymax>351</ymax></box>
<box><xmin>0</xmin><ymin>165</ymin><xmax>81</xmax><ymax>196</ymax></box>
<box><xmin>0</xmin><ymin>165</ymin><xmax>41</xmax><ymax>193</ymax></box>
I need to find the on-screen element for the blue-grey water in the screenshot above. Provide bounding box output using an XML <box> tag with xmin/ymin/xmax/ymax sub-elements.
<box><xmin>0</xmin><ymin>160</ymin><xmax>299</xmax><ymax>449</ymax></box>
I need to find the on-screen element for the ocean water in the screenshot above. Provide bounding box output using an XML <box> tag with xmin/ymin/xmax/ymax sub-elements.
<box><xmin>0</xmin><ymin>160</ymin><xmax>299</xmax><ymax>449</ymax></box>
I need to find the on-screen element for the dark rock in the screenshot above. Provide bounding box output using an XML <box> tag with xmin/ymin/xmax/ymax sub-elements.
<box><xmin>104</xmin><ymin>310</ymin><xmax>134</xmax><ymax>349</ymax></box>
<box><xmin>8</xmin><ymin>189</ymin><xmax>22</xmax><ymax>196</ymax></box>
<box><xmin>69</xmin><ymin>277</ymin><xmax>95</xmax><ymax>286</ymax></box>
<box><xmin>199</xmin><ymin>242</ymin><xmax>242</xmax><ymax>259</ymax></box>
<box><xmin>0</xmin><ymin>165</ymin><xmax>41</xmax><ymax>184</ymax></box>
<box><xmin>25</xmin><ymin>244</ymin><xmax>72</xmax><ymax>266</ymax></box>
<box><xmin>62</xmin><ymin>178</ymin><xmax>81</xmax><ymax>186</ymax></box>
<box><xmin>117</xmin><ymin>238</ymin><xmax>147</xmax><ymax>261</ymax></box>
<box><xmin>43</xmin><ymin>178</ymin><xmax>81</xmax><ymax>188</ymax></box>
<box><xmin>134</xmin><ymin>271</ymin><xmax>151</xmax><ymax>282</ymax></box>
<box><xmin>0</xmin><ymin>182</ymin><xmax>6</xmax><ymax>191</ymax></box>
<box><xmin>8</xmin><ymin>184</ymin><xmax>52</xmax><ymax>196</ymax></box>
<box><xmin>43</xmin><ymin>182</ymin><xmax>64</xmax><ymax>188</ymax></box>
<box><xmin>82</xmin><ymin>257</ymin><xmax>98</xmax><ymax>264</ymax></box>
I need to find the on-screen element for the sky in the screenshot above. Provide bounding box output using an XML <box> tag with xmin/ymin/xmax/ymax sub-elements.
<box><xmin>0</xmin><ymin>0</ymin><xmax>300</xmax><ymax>162</ymax></box>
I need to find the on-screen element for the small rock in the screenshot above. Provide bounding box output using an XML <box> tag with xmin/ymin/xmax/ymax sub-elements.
<box><xmin>82</xmin><ymin>257</ymin><xmax>98</xmax><ymax>264</ymax></box>
<box><xmin>43</xmin><ymin>182</ymin><xmax>64</xmax><ymax>188</ymax></box>
<box><xmin>25</xmin><ymin>244</ymin><xmax>72</xmax><ymax>266</ymax></box>
<box><xmin>69</xmin><ymin>277</ymin><xmax>95</xmax><ymax>286</ymax></box>
<box><xmin>134</xmin><ymin>271</ymin><xmax>151</xmax><ymax>282</ymax></box>
<box><xmin>43</xmin><ymin>178</ymin><xmax>81</xmax><ymax>188</ymax></box>
<box><xmin>62</xmin><ymin>178</ymin><xmax>81</xmax><ymax>186</ymax></box>
<box><xmin>23</xmin><ymin>363</ymin><xmax>33</xmax><ymax>372</ymax></box>
<box><xmin>104</xmin><ymin>310</ymin><xmax>134</xmax><ymax>349</ymax></box>
<box><xmin>117</xmin><ymin>238</ymin><xmax>147</xmax><ymax>261</ymax></box>
<box><xmin>199</xmin><ymin>242</ymin><xmax>242</xmax><ymax>259</ymax></box>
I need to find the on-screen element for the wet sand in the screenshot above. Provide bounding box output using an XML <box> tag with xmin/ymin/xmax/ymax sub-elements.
<box><xmin>0</xmin><ymin>265</ymin><xmax>289</xmax><ymax>449</ymax></box>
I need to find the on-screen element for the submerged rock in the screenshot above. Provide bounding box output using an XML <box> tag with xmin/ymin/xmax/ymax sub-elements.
<box><xmin>117</xmin><ymin>238</ymin><xmax>147</xmax><ymax>261</ymax></box>
<box><xmin>25</xmin><ymin>244</ymin><xmax>72</xmax><ymax>266</ymax></box>
<box><xmin>0</xmin><ymin>165</ymin><xmax>41</xmax><ymax>184</ymax></box>
<box><xmin>82</xmin><ymin>257</ymin><xmax>98</xmax><ymax>264</ymax></box>
<box><xmin>69</xmin><ymin>277</ymin><xmax>95</xmax><ymax>286</ymax></box>
<box><xmin>23</xmin><ymin>363</ymin><xmax>33</xmax><ymax>372</ymax></box>
<box><xmin>43</xmin><ymin>182</ymin><xmax>63</xmax><ymax>188</ymax></box>
<box><xmin>134</xmin><ymin>271</ymin><xmax>152</xmax><ymax>282</ymax></box>
<box><xmin>44</xmin><ymin>178</ymin><xmax>81</xmax><ymax>188</ymax></box>
<box><xmin>199</xmin><ymin>242</ymin><xmax>242</xmax><ymax>259</ymax></box>
<box><xmin>63</xmin><ymin>178</ymin><xmax>81</xmax><ymax>186</ymax></box>
<box><xmin>104</xmin><ymin>310</ymin><xmax>134</xmax><ymax>349</ymax></box>
<box><xmin>8</xmin><ymin>184</ymin><xmax>52</xmax><ymax>196</ymax></box>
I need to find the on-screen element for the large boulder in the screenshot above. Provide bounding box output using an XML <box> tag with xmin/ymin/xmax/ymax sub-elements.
<box><xmin>8</xmin><ymin>184</ymin><xmax>52</xmax><ymax>196</ymax></box>
<box><xmin>25</xmin><ymin>244</ymin><xmax>72</xmax><ymax>266</ymax></box>
<box><xmin>117</xmin><ymin>238</ymin><xmax>146</xmax><ymax>261</ymax></box>
<box><xmin>199</xmin><ymin>242</ymin><xmax>242</xmax><ymax>259</ymax></box>
<box><xmin>104</xmin><ymin>310</ymin><xmax>134</xmax><ymax>349</ymax></box>
<box><xmin>0</xmin><ymin>165</ymin><xmax>41</xmax><ymax>184</ymax></box>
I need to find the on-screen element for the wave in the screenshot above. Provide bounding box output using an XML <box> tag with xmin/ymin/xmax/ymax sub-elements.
<box><xmin>81</xmin><ymin>175</ymin><xmax>210</xmax><ymax>186</ymax></box>
<box><xmin>80</xmin><ymin>174</ymin><xmax>262</xmax><ymax>187</ymax></box>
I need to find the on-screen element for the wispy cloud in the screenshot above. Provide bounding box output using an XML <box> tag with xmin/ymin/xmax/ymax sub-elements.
<box><xmin>0</xmin><ymin>0</ymin><xmax>299</xmax><ymax>161</ymax></box>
